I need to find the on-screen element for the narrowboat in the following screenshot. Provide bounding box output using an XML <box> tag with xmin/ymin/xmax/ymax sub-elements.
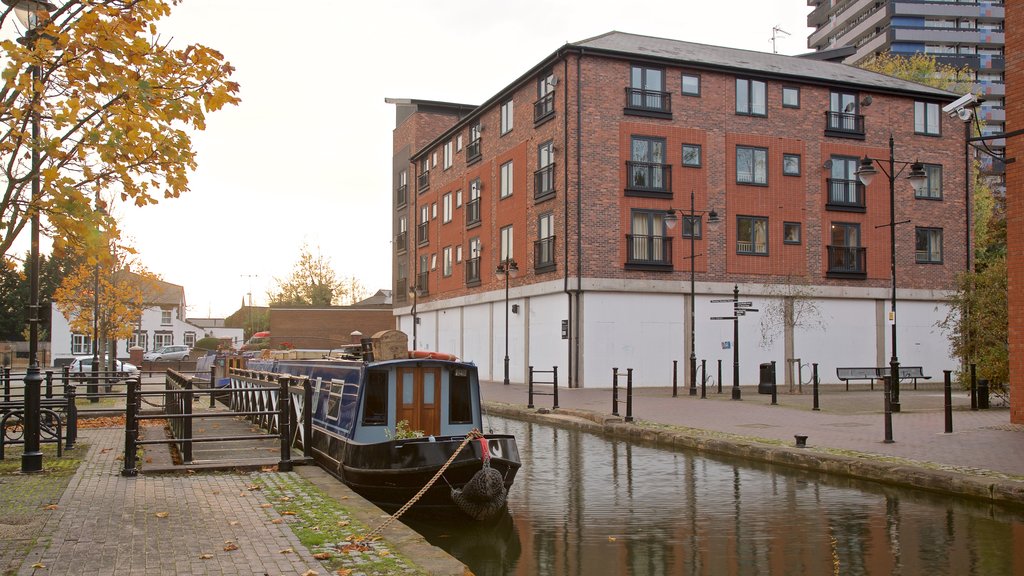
<box><xmin>261</xmin><ymin>331</ymin><xmax>520</xmax><ymax>520</ymax></box>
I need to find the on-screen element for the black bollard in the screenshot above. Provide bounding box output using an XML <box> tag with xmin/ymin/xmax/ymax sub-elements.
<box><xmin>672</xmin><ymin>360</ymin><xmax>678</xmax><ymax>398</ymax></box>
<box><xmin>943</xmin><ymin>370</ymin><xmax>953</xmax><ymax>434</ymax></box>
<box><xmin>812</xmin><ymin>363</ymin><xmax>820</xmax><ymax>411</ymax></box>
<box><xmin>717</xmin><ymin>359</ymin><xmax>723</xmax><ymax>395</ymax></box>
<box><xmin>625</xmin><ymin>368</ymin><xmax>634</xmax><ymax>423</ymax></box>
<box><xmin>978</xmin><ymin>379</ymin><xmax>989</xmax><ymax>410</ymax></box>
<box><xmin>121</xmin><ymin>378</ymin><xmax>138</xmax><ymax>477</ymax></box>
<box><xmin>970</xmin><ymin>363</ymin><xmax>977</xmax><ymax>411</ymax></box>
<box><xmin>700</xmin><ymin>359</ymin><xmax>707</xmax><ymax>399</ymax></box>
<box><xmin>770</xmin><ymin>360</ymin><xmax>778</xmax><ymax>405</ymax></box>
<box><xmin>278</xmin><ymin>377</ymin><xmax>293</xmax><ymax>472</ymax></box>
<box><xmin>552</xmin><ymin>366</ymin><xmax>559</xmax><ymax>410</ymax></box>
<box><xmin>528</xmin><ymin>365</ymin><xmax>535</xmax><ymax>409</ymax></box>
<box><xmin>612</xmin><ymin>368</ymin><xmax>619</xmax><ymax>416</ymax></box>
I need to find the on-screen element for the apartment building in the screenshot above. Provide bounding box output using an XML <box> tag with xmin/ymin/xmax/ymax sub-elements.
<box><xmin>1005</xmin><ymin>2</ymin><xmax>1021</xmax><ymax>424</ymax></box>
<box><xmin>807</xmin><ymin>0</ymin><xmax>1006</xmax><ymax>176</ymax></box>
<box><xmin>389</xmin><ymin>31</ymin><xmax>967</xmax><ymax>389</ymax></box>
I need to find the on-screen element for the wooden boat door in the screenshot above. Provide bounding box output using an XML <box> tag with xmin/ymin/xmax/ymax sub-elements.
<box><xmin>396</xmin><ymin>367</ymin><xmax>441</xmax><ymax>436</ymax></box>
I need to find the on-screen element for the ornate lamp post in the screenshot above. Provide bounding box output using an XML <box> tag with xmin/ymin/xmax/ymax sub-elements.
<box><xmin>855</xmin><ymin>135</ymin><xmax>927</xmax><ymax>443</ymax></box>
<box><xmin>5</xmin><ymin>0</ymin><xmax>57</xmax><ymax>474</ymax></box>
<box><xmin>408</xmin><ymin>285</ymin><xmax>418</xmax><ymax>350</ymax></box>
<box><xmin>495</xmin><ymin>259</ymin><xmax>518</xmax><ymax>385</ymax></box>
<box><xmin>665</xmin><ymin>192</ymin><xmax>718</xmax><ymax>397</ymax></box>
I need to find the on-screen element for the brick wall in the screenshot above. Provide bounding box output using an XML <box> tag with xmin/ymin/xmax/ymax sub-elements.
<box><xmin>1006</xmin><ymin>3</ymin><xmax>1023</xmax><ymax>424</ymax></box>
<box><xmin>268</xmin><ymin>308</ymin><xmax>394</xmax><ymax>350</ymax></box>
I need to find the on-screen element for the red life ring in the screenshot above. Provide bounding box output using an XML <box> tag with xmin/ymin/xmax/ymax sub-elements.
<box><xmin>409</xmin><ymin>350</ymin><xmax>459</xmax><ymax>361</ymax></box>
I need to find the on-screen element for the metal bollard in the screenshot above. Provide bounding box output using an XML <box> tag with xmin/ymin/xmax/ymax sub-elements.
<box><xmin>121</xmin><ymin>378</ymin><xmax>138</xmax><ymax>477</ymax></box>
<box><xmin>612</xmin><ymin>368</ymin><xmax>619</xmax><ymax>416</ymax></box>
<box><xmin>64</xmin><ymin>379</ymin><xmax>78</xmax><ymax>449</ymax></box>
<box><xmin>528</xmin><ymin>366</ymin><xmax>536</xmax><ymax>409</ymax></box>
<box><xmin>625</xmin><ymin>368</ymin><xmax>634</xmax><ymax>423</ymax></box>
<box><xmin>812</xmin><ymin>363</ymin><xmax>820</xmax><ymax>411</ymax></box>
<box><xmin>770</xmin><ymin>360</ymin><xmax>778</xmax><ymax>406</ymax></box>
<box><xmin>552</xmin><ymin>366</ymin><xmax>559</xmax><ymax>410</ymax></box>
<box><xmin>700</xmin><ymin>359</ymin><xmax>707</xmax><ymax>399</ymax></box>
<box><xmin>44</xmin><ymin>370</ymin><xmax>53</xmax><ymax>399</ymax></box>
<box><xmin>182</xmin><ymin>378</ymin><xmax>194</xmax><ymax>464</ymax></box>
<box><xmin>943</xmin><ymin>370</ymin><xmax>953</xmax><ymax>434</ymax></box>
<box><xmin>978</xmin><ymin>379</ymin><xmax>989</xmax><ymax>409</ymax></box>
<box><xmin>717</xmin><ymin>359</ymin><xmax>723</xmax><ymax>394</ymax></box>
<box><xmin>672</xmin><ymin>360</ymin><xmax>678</xmax><ymax>398</ymax></box>
<box><xmin>970</xmin><ymin>363</ymin><xmax>977</xmax><ymax>411</ymax></box>
<box><xmin>278</xmin><ymin>377</ymin><xmax>293</xmax><ymax>472</ymax></box>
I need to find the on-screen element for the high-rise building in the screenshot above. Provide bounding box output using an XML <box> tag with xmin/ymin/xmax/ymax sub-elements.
<box><xmin>807</xmin><ymin>1</ymin><xmax>1006</xmax><ymax>179</ymax></box>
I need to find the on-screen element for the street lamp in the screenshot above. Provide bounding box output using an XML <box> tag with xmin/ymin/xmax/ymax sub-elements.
<box><xmin>5</xmin><ymin>0</ymin><xmax>57</xmax><ymax>474</ymax></box>
<box><xmin>495</xmin><ymin>258</ymin><xmax>518</xmax><ymax>385</ymax></box>
<box><xmin>408</xmin><ymin>285</ymin><xmax>418</xmax><ymax>350</ymax></box>
<box><xmin>665</xmin><ymin>192</ymin><xmax>719</xmax><ymax>398</ymax></box>
<box><xmin>855</xmin><ymin>134</ymin><xmax>927</xmax><ymax>443</ymax></box>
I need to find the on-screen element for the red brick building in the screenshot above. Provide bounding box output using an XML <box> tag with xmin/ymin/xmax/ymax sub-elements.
<box><xmin>390</xmin><ymin>32</ymin><xmax>967</xmax><ymax>389</ymax></box>
<box><xmin>1007</xmin><ymin>3</ymin><xmax>1022</xmax><ymax>424</ymax></box>
<box><xmin>267</xmin><ymin>290</ymin><xmax>393</xmax><ymax>351</ymax></box>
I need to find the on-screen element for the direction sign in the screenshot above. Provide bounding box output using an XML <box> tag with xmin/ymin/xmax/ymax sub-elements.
<box><xmin>711</xmin><ymin>316</ymin><xmax>737</xmax><ymax>320</ymax></box>
<box><xmin>742</xmin><ymin>308</ymin><xmax>759</xmax><ymax>313</ymax></box>
<box><xmin>734</xmin><ymin>301</ymin><xmax>753</xmax><ymax>307</ymax></box>
<box><xmin>710</xmin><ymin>299</ymin><xmax>734</xmax><ymax>303</ymax></box>
<box><xmin>735</xmin><ymin>310</ymin><xmax>746</xmax><ymax>316</ymax></box>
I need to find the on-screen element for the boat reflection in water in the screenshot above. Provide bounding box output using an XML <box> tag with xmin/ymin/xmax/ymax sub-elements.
<box><xmin>413</xmin><ymin>415</ymin><xmax>1024</xmax><ymax>576</ymax></box>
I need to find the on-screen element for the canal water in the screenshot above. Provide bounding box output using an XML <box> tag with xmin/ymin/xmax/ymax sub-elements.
<box><xmin>405</xmin><ymin>416</ymin><xmax>1024</xmax><ymax>576</ymax></box>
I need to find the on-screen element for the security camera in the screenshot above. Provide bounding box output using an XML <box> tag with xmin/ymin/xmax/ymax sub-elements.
<box><xmin>942</xmin><ymin>93</ymin><xmax>981</xmax><ymax>119</ymax></box>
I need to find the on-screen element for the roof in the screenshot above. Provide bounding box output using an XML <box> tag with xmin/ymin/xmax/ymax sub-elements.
<box><xmin>354</xmin><ymin>289</ymin><xmax>392</xmax><ymax>307</ymax></box>
<box><xmin>572</xmin><ymin>31</ymin><xmax>956</xmax><ymax>99</ymax></box>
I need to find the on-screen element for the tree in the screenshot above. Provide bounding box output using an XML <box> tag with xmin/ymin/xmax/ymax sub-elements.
<box><xmin>0</xmin><ymin>1</ymin><xmax>240</xmax><ymax>261</ymax></box>
<box><xmin>859</xmin><ymin>52</ymin><xmax>974</xmax><ymax>92</ymax></box>
<box><xmin>758</xmin><ymin>277</ymin><xmax>825</xmax><ymax>391</ymax></box>
<box><xmin>0</xmin><ymin>249</ymin><xmax>80</xmax><ymax>340</ymax></box>
<box><xmin>268</xmin><ymin>244</ymin><xmax>367</xmax><ymax>307</ymax></box>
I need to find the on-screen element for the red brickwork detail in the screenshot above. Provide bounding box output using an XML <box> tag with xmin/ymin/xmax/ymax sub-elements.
<box><xmin>1006</xmin><ymin>3</ymin><xmax>1023</xmax><ymax>424</ymax></box>
<box><xmin>268</xmin><ymin>309</ymin><xmax>394</xmax><ymax>350</ymax></box>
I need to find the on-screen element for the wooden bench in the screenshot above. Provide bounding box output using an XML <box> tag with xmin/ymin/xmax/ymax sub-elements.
<box><xmin>836</xmin><ymin>367</ymin><xmax>931</xmax><ymax>391</ymax></box>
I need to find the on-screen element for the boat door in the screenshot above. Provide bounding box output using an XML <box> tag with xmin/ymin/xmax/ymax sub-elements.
<box><xmin>396</xmin><ymin>366</ymin><xmax>441</xmax><ymax>436</ymax></box>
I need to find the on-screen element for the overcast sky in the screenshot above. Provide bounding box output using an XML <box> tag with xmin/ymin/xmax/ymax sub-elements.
<box><xmin>114</xmin><ymin>0</ymin><xmax>813</xmax><ymax>318</ymax></box>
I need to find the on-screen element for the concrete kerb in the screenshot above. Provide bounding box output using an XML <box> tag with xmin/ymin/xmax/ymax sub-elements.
<box><xmin>484</xmin><ymin>402</ymin><xmax>1024</xmax><ymax>510</ymax></box>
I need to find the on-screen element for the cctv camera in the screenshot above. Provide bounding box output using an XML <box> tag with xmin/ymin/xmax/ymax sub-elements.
<box><xmin>942</xmin><ymin>93</ymin><xmax>981</xmax><ymax>118</ymax></box>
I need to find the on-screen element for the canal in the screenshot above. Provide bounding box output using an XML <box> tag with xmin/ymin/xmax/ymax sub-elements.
<box><xmin>405</xmin><ymin>415</ymin><xmax>1024</xmax><ymax>575</ymax></box>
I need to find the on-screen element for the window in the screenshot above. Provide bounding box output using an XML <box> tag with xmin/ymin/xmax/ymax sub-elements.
<box><xmin>827</xmin><ymin>156</ymin><xmax>863</xmax><ymax>210</ymax></box>
<box><xmin>418</xmin><ymin>157</ymin><xmax>430</xmax><ymax>191</ymax></box>
<box><xmin>418</xmin><ymin>254</ymin><xmax>429</xmax><ymax>291</ymax></box>
<box><xmin>466</xmin><ymin>237</ymin><xmax>481</xmax><ymax>284</ymax></box>
<box><xmin>627</xmin><ymin>64</ymin><xmax>670</xmax><ymax>114</ymax></box>
<box><xmin>783</xmin><ymin>222</ymin><xmax>801</xmax><ymax>244</ymax></box>
<box><xmin>456</xmin><ymin>135</ymin><xmax>463</xmax><ymax>151</ymax></box>
<box><xmin>397</xmin><ymin>170</ymin><xmax>407</xmax><ymax>207</ymax></box>
<box><xmin>443</xmin><ymin>246</ymin><xmax>453</xmax><ymax>277</ymax></box>
<box><xmin>736</xmin><ymin>216</ymin><xmax>768</xmax><ymax>255</ymax></box>
<box><xmin>442</xmin><ymin>193</ymin><xmax>452</xmax><ymax>223</ymax></box>
<box><xmin>500</xmin><ymin>99</ymin><xmax>514</xmax><ymax>135</ymax></box>
<box><xmin>456</xmin><ymin>189</ymin><xmax>462</xmax><ymax>207</ymax></box>
<box><xmin>443</xmin><ymin>141</ymin><xmax>453</xmax><ymax>169</ymax></box>
<box><xmin>628</xmin><ymin>210</ymin><xmax>671</xmax><ymax>265</ymax></box>
<box><xmin>915</xmin><ymin>101</ymin><xmax>941</xmax><ymax>135</ymax></box>
<box><xmin>535</xmin><ymin>212</ymin><xmax>555</xmax><ymax>270</ymax></box>
<box><xmin>735</xmin><ymin>78</ymin><xmax>766</xmax><ymax>116</ymax></box>
<box><xmin>917</xmin><ymin>164</ymin><xmax>943</xmax><ymax>199</ymax></box>
<box><xmin>467</xmin><ymin>123</ymin><xmax>482</xmax><ymax>162</ymax></box>
<box><xmin>154</xmin><ymin>332</ymin><xmax>173</xmax><ymax>348</ymax></box>
<box><xmin>535</xmin><ymin>72</ymin><xmax>556</xmax><ymax>122</ymax></box>
<box><xmin>456</xmin><ymin>245</ymin><xmax>463</xmax><ymax>262</ymax></box>
<box><xmin>128</xmin><ymin>331</ymin><xmax>147</xmax><ymax>353</ymax></box>
<box><xmin>431</xmin><ymin>202</ymin><xmax>437</xmax><ymax>219</ymax></box>
<box><xmin>184</xmin><ymin>332</ymin><xmax>196</xmax><ymax>348</ymax></box>
<box><xmin>500</xmin><ymin>225</ymin><xmax>514</xmax><ymax>261</ymax></box>
<box><xmin>783</xmin><ymin>154</ymin><xmax>801</xmax><ymax>176</ymax></box>
<box><xmin>449</xmin><ymin>368</ymin><xmax>473</xmax><ymax>424</ymax></box>
<box><xmin>161</xmin><ymin>309</ymin><xmax>172</xmax><ymax>325</ymax></box>
<box><xmin>535</xmin><ymin>141</ymin><xmax>555</xmax><ymax>199</ymax></box>
<box><xmin>500</xmin><ymin>160</ymin><xmax>514</xmax><ymax>198</ymax></box>
<box><xmin>418</xmin><ymin>205</ymin><xmax>430</xmax><ymax>245</ymax></box>
<box><xmin>682</xmin><ymin>144</ymin><xmax>701</xmax><ymax>167</ymax></box>
<box><xmin>72</xmin><ymin>334</ymin><xmax>92</xmax><ymax>355</ymax></box>
<box><xmin>736</xmin><ymin>146</ymin><xmax>768</xmax><ymax>185</ymax></box>
<box><xmin>916</xmin><ymin>228</ymin><xmax>943</xmax><ymax>263</ymax></box>
<box><xmin>782</xmin><ymin>86</ymin><xmax>800</xmax><ymax>108</ymax></box>
<box><xmin>827</xmin><ymin>90</ymin><xmax>863</xmax><ymax>136</ymax></box>
<box><xmin>828</xmin><ymin>222</ymin><xmax>864</xmax><ymax>274</ymax></box>
<box><xmin>431</xmin><ymin>253</ymin><xmax>437</xmax><ymax>270</ymax></box>
<box><xmin>432</xmin><ymin>152</ymin><xmax>437</xmax><ymax>167</ymax></box>
<box><xmin>467</xmin><ymin>178</ymin><xmax>481</xmax><ymax>226</ymax></box>
<box><xmin>627</xmin><ymin>136</ymin><xmax>669</xmax><ymax>194</ymax></box>
<box><xmin>681</xmin><ymin>73</ymin><xmax>700</xmax><ymax>96</ymax></box>
<box><xmin>396</xmin><ymin>215</ymin><xmax>408</xmax><ymax>253</ymax></box>
<box><xmin>362</xmin><ymin>371</ymin><xmax>388</xmax><ymax>425</ymax></box>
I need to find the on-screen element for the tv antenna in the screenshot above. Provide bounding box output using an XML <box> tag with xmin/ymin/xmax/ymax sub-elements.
<box><xmin>771</xmin><ymin>26</ymin><xmax>790</xmax><ymax>54</ymax></box>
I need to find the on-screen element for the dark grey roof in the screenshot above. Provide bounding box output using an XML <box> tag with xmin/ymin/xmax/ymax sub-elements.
<box><xmin>573</xmin><ymin>31</ymin><xmax>956</xmax><ymax>99</ymax></box>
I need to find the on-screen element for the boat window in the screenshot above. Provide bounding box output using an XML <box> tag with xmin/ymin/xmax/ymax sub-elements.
<box><xmin>338</xmin><ymin>380</ymin><xmax>360</xmax><ymax>431</ymax></box>
<box><xmin>449</xmin><ymin>367</ymin><xmax>473</xmax><ymax>424</ymax></box>
<box><xmin>326</xmin><ymin>382</ymin><xmax>344</xmax><ymax>421</ymax></box>
<box><xmin>362</xmin><ymin>370</ymin><xmax>388</xmax><ymax>426</ymax></box>
<box><xmin>313</xmin><ymin>378</ymin><xmax>330</xmax><ymax>421</ymax></box>
<box><xmin>423</xmin><ymin>371</ymin><xmax>436</xmax><ymax>405</ymax></box>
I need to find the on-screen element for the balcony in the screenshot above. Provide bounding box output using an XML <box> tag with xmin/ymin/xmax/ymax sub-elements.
<box><xmin>827</xmin><ymin>245</ymin><xmax>866</xmax><ymax>278</ymax></box>
<box><xmin>396</xmin><ymin>183</ymin><xmax>407</xmax><ymax>208</ymax></box>
<box><xmin>415</xmin><ymin>272</ymin><xmax>429</xmax><ymax>296</ymax></box>
<box><xmin>534</xmin><ymin>163</ymin><xmax>555</xmax><ymax>201</ymax></box>
<box><xmin>825</xmin><ymin>111</ymin><xmax>865</xmax><ymax>139</ymax></box>
<box><xmin>395</xmin><ymin>231</ymin><xmax>407</xmax><ymax>254</ymax></box>
<box><xmin>534</xmin><ymin>236</ymin><xmax>556</xmax><ymax>273</ymax></box>
<box><xmin>534</xmin><ymin>92</ymin><xmax>555</xmax><ymax>125</ymax></box>
<box><xmin>416</xmin><ymin>221</ymin><xmax>429</xmax><ymax>246</ymax></box>
<box><xmin>465</xmin><ymin>257</ymin><xmax>481</xmax><ymax>286</ymax></box>
<box><xmin>826</xmin><ymin>178</ymin><xmax>865</xmax><ymax>212</ymax></box>
<box><xmin>624</xmin><ymin>88</ymin><xmax>672</xmax><ymax>119</ymax></box>
<box><xmin>467</xmin><ymin>138</ymin><xmax>482</xmax><ymax>165</ymax></box>
<box><xmin>417</xmin><ymin>170</ymin><xmax>430</xmax><ymax>192</ymax></box>
<box><xmin>625</xmin><ymin>234</ymin><xmax>673</xmax><ymax>269</ymax></box>
<box><xmin>396</xmin><ymin>277</ymin><xmax>407</xmax><ymax>303</ymax></box>
<box><xmin>625</xmin><ymin>161</ymin><xmax>672</xmax><ymax>198</ymax></box>
<box><xmin>465</xmin><ymin>197</ymin><xmax>481</xmax><ymax>228</ymax></box>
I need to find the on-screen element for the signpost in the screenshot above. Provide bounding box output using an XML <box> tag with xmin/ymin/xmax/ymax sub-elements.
<box><xmin>711</xmin><ymin>285</ymin><xmax>759</xmax><ymax>400</ymax></box>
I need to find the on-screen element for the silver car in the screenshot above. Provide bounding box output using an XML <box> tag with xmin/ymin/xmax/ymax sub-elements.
<box><xmin>68</xmin><ymin>356</ymin><xmax>140</xmax><ymax>376</ymax></box>
<box><xmin>143</xmin><ymin>345</ymin><xmax>191</xmax><ymax>362</ymax></box>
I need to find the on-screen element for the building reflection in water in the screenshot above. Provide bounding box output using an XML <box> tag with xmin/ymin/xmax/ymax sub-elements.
<box><xmin>414</xmin><ymin>416</ymin><xmax>1024</xmax><ymax>575</ymax></box>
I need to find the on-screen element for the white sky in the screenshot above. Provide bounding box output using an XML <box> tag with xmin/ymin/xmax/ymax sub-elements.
<box><xmin>115</xmin><ymin>0</ymin><xmax>813</xmax><ymax>318</ymax></box>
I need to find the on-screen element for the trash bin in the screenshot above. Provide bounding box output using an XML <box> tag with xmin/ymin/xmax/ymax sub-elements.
<box><xmin>758</xmin><ymin>362</ymin><xmax>775</xmax><ymax>394</ymax></box>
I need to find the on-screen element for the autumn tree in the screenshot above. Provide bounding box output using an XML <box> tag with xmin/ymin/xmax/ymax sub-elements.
<box><xmin>859</xmin><ymin>52</ymin><xmax>974</xmax><ymax>92</ymax></box>
<box><xmin>0</xmin><ymin>1</ymin><xmax>240</xmax><ymax>262</ymax></box>
<box><xmin>268</xmin><ymin>244</ymin><xmax>368</xmax><ymax>307</ymax></box>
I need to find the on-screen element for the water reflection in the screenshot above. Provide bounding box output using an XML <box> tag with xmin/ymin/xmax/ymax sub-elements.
<box><xmin>410</xmin><ymin>416</ymin><xmax>1024</xmax><ymax>575</ymax></box>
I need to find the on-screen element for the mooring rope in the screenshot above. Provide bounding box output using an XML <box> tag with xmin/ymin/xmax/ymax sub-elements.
<box><xmin>361</xmin><ymin>429</ymin><xmax>484</xmax><ymax>541</ymax></box>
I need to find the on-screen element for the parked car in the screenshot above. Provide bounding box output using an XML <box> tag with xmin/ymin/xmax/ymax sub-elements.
<box><xmin>68</xmin><ymin>356</ymin><xmax>139</xmax><ymax>376</ymax></box>
<box><xmin>143</xmin><ymin>345</ymin><xmax>191</xmax><ymax>362</ymax></box>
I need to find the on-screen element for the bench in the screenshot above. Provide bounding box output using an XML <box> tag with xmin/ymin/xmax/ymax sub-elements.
<box><xmin>836</xmin><ymin>367</ymin><xmax>931</xmax><ymax>391</ymax></box>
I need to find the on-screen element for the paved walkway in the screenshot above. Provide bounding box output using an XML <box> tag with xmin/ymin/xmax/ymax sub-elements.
<box><xmin>480</xmin><ymin>380</ymin><xmax>1024</xmax><ymax>478</ymax></box>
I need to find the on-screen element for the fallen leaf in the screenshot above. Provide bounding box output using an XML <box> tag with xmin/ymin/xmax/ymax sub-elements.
<box><xmin>279</xmin><ymin>496</ymin><xmax>292</xmax><ymax>502</ymax></box>
<box><xmin>271</xmin><ymin>519</ymin><xmax>283</xmax><ymax>524</ymax></box>
<box><xmin>337</xmin><ymin>569</ymin><xmax>352</xmax><ymax>576</ymax></box>
<box><xmin>44</xmin><ymin>504</ymin><xmax>58</xmax><ymax>511</ymax></box>
<box><xmin>302</xmin><ymin>570</ymin><xmax>318</xmax><ymax>576</ymax></box>
<box><xmin>279</xmin><ymin>547</ymin><xmax>294</xmax><ymax>554</ymax></box>
<box><xmin>199</xmin><ymin>553</ymin><xmax>213</xmax><ymax>560</ymax></box>
<box><xmin>115</xmin><ymin>455</ymin><xmax>124</xmax><ymax>461</ymax></box>
<box><xmin>100</xmin><ymin>448</ymin><xmax>111</xmax><ymax>453</ymax></box>
<box><xmin>246</xmin><ymin>484</ymin><xmax>261</xmax><ymax>491</ymax></box>
<box><xmin>378</xmin><ymin>550</ymin><xmax>391</xmax><ymax>557</ymax></box>
<box><xmin>336</xmin><ymin>520</ymin><xmax>350</xmax><ymax>527</ymax></box>
<box><xmin>223</xmin><ymin>543</ymin><xmax>239</xmax><ymax>552</ymax></box>
<box><xmin>31</xmin><ymin>563</ymin><xmax>45</xmax><ymax>569</ymax></box>
<box><xmin>260</xmin><ymin>503</ymin><xmax>273</xmax><ymax>509</ymax></box>
<box><xmin>144</xmin><ymin>457</ymin><xmax>153</xmax><ymax>464</ymax></box>
<box><xmin>312</xmin><ymin>552</ymin><xmax>332</xmax><ymax>560</ymax></box>
<box><xmin>155</xmin><ymin>512</ymin><xmax>169</xmax><ymax>518</ymax></box>
<box><xmin>261</xmin><ymin>466</ymin><xmax>276</xmax><ymax>472</ymax></box>
<box><xmin>281</xmin><ymin>511</ymin><xmax>296</xmax><ymax>516</ymax></box>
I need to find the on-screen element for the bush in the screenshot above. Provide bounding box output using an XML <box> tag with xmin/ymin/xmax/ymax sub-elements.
<box><xmin>193</xmin><ymin>336</ymin><xmax>227</xmax><ymax>351</ymax></box>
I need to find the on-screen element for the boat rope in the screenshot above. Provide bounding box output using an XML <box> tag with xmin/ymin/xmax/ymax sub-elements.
<box><xmin>361</xmin><ymin>429</ymin><xmax>484</xmax><ymax>541</ymax></box>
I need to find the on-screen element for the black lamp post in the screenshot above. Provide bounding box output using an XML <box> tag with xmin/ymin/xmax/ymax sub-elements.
<box><xmin>495</xmin><ymin>259</ymin><xmax>518</xmax><ymax>385</ymax></box>
<box><xmin>665</xmin><ymin>192</ymin><xmax>718</xmax><ymax>397</ymax></box>
<box><xmin>408</xmin><ymin>285</ymin><xmax>418</xmax><ymax>350</ymax></box>
<box><xmin>855</xmin><ymin>135</ymin><xmax>927</xmax><ymax>443</ymax></box>
<box><xmin>6</xmin><ymin>0</ymin><xmax>57</xmax><ymax>474</ymax></box>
